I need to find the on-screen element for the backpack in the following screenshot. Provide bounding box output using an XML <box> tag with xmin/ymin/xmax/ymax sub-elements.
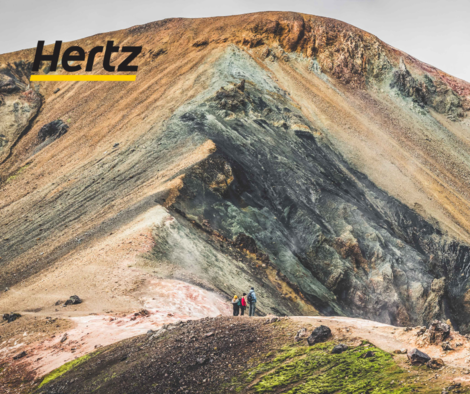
<box><xmin>247</xmin><ymin>292</ymin><xmax>253</xmax><ymax>303</ymax></box>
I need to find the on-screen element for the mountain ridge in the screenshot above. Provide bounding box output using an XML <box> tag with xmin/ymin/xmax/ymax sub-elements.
<box><xmin>2</xmin><ymin>12</ymin><xmax>470</xmax><ymax>392</ymax></box>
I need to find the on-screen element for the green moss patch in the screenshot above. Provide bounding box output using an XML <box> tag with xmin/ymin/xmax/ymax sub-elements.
<box><xmin>6</xmin><ymin>163</ymin><xmax>30</xmax><ymax>183</ymax></box>
<box><xmin>237</xmin><ymin>342</ymin><xmax>418</xmax><ymax>393</ymax></box>
<box><xmin>38</xmin><ymin>352</ymin><xmax>97</xmax><ymax>388</ymax></box>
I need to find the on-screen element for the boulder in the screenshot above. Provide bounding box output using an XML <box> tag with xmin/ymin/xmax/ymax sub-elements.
<box><xmin>407</xmin><ymin>348</ymin><xmax>431</xmax><ymax>365</ymax></box>
<box><xmin>307</xmin><ymin>325</ymin><xmax>331</xmax><ymax>346</ymax></box>
<box><xmin>64</xmin><ymin>295</ymin><xmax>82</xmax><ymax>306</ymax></box>
<box><xmin>331</xmin><ymin>344</ymin><xmax>348</xmax><ymax>354</ymax></box>
<box><xmin>3</xmin><ymin>312</ymin><xmax>21</xmax><ymax>323</ymax></box>
<box><xmin>38</xmin><ymin>120</ymin><xmax>69</xmax><ymax>143</ymax></box>
<box><xmin>428</xmin><ymin>320</ymin><xmax>450</xmax><ymax>343</ymax></box>
<box><xmin>426</xmin><ymin>358</ymin><xmax>445</xmax><ymax>369</ymax></box>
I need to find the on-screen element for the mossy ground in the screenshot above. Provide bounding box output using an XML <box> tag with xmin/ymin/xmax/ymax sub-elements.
<box><xmin>228</xmin><ymin>340</ymin><xmax>450</xmax><ymax>393</ymax></box>
<box><xmin>38</xmin><ymin>352</ymin><xmax>98</xmax><ymax>388</ymax></box>
<box><xmin>6</xmin><ymin>163</ymin><xmax>30</xmax><ymax>183</ymax></box>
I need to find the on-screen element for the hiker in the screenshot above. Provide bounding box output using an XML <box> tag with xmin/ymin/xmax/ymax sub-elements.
<box><xmin>240</xmin><ymin>293</ymin><xmax>247</xmax><ymax>316</ymax></box>
<box><xmin>248</xmin><ymin>287</ymin><xmax>257</xmax><ymax>317</ymax></box>
<box><xmin>232</xmin><ymin>295</ymin><xmax>240</xmax><ymax>316</ymax></box>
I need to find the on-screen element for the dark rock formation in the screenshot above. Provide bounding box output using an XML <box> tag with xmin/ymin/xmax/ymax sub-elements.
<box><xmin>0</xmin><ymin>61</ymin><xmax>41</xmax><ymax>169</ymax></box>
<box><xmin>234</xmin><ymin>233</ymin><xmax>258</xmax><ymax>254</ymax></box>
<box><xmin>307</xmin><ymin>325</ymin><xmax>332</xmax><ymax>345</ymax></box>
<box><xmin>428</xmin><ymin>320</ymin><xmax>451</xmax><ymax>343</ymax></box>
<box><xmin>37</xmin><ymin>120</ymin><xmax>69</xmax><ymax>143</ymax></box>
<box><xmin>3</xmin><ymin>312</ymin><xmax>21</xmax><ymax>323</ymax></box>
<box><xmin>441</xmin><ymin>342</ymin><xmax>453</xmax><ymax>351</ymax></box>
<box><xmin>427</xmin><ymin>358</ymin><xmax>445</xmax><ymax>369</ymax></box>
<box><xmin>64</xmin><ymin>295</ymin><xmax>82</xmax><ymax>306</ymax></box>
<box><xmin>13</xmin><ymin>351</ymin><xmax>27</xmax><ymax>360</ymax></box>
<box><xmin>407</xmin><ymin>348</ymin><xmax>431</xmax><ymax>365</ymax></box>
<box><xmin>167</xmin><ymin>69</ymin><xmax>470</xmax><ymax>326</ymax></box>
<box><xmin>390</xmin><ymin>58</ymin><xmax>463</xmax><ymax>119</ymax></box>
<box><xmin>0</xmin><ymin>78</ymin><xmax>20</xmax><ymax>94</ymax></box>
<box><xmin>331</xmin><ymin>344</ymin><xmax>348</xmax><ymax>354</ymax></box>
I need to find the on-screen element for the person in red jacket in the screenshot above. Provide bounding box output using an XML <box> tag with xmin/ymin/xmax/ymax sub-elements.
<box><xmin>240</xmin><ymin>293</ymin><xmax>247</xmax><ymax>316</ymax></box>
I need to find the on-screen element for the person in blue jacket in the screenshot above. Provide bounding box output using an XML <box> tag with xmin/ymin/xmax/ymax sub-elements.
<box><xmin>247</xmin><ymin>287</ymin><xmax>257</xmax><ymax>317</ymax></box>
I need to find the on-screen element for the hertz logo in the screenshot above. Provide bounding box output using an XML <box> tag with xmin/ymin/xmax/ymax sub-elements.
<box><xmin>30</xmin><ymin>41</ymin><xmax>142</xmax><ymax>82</ymax></box>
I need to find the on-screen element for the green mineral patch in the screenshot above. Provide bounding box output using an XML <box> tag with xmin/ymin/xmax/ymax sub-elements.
<box><xmin>234</xmin><ymin>342</ymin><xmax>424</xmax><ymax>393</ymax></box>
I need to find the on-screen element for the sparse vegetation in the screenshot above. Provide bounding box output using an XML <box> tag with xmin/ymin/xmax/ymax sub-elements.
<box><xmin>38</xmin><ymin>352</ymin><xmax>97</xmax><ymax>388</ymax></box>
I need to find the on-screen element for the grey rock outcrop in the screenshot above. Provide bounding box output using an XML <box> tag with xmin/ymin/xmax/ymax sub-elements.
<box><xmin>307</xmin><ymin>325</ymin><xmax>332</xmax><ymax>345</ymax></box>
<box><xmin>407</xmin><ymin>348</ymin><xmax>431</xmax><ymax>365</ymax></box>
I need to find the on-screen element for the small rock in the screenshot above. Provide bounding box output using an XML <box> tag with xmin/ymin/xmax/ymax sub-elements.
<box><xmin>427</xmin><ymin>358</ymin><xmax>445</xmax><ymax>370</ymax></box>
<box><xmin>361</xmin><ymin>351</ymin><xmax>375</xmax><ymax>358</ymax></box>
<box><xmin>294</xmin><ymin>328</ymin><xmax>308</xmax><ymax>342</ymax></box>
<box><xmin>407</xmin><ymin>348</ymin><xmax>431</xmax><ymax>365</ymax></box>
<box><xmin>307</xmin><ymin>325</ymin><xmax>332</xmax><ymax>346</ymax></box>
<box><xmin>404</xmin><ymin>327</ymin><xmax>412</xmax><ymax>332</ymax></box>
<box><xmin>331</xmin><ymin>344</ymin><xmax>348</xmax><ymax>354</ymax></box>
<box><xmin>53</xmin><ymin>88</ymin><xmax>60</xmax><ymax>94</ymax></box>
<box><xmin>442</xmin><ymin>382</ymin><xmax>461</xmax><ymax>394</ymax></box>
<box><xmin>54</xmin><ymin>300</ymin><xmax>62</xmax><ymax>306</ymax></box>
<box><xmin>13</xmin><ymin>351</ymin><xmax>27</xmax><ymax>360</ymax></box>
<box><xmin>64</xmin><ymin>295</ymin><xmax>82</xmax><ymax>306</ymax></box>
<box><xmin>113</xmin><ymin>143</ymin><xmax>120</xmax><ymax>148</ymax></box>
<box><xmin>150</xmin><ymin>328</ymin><xmax>167</xmax><ymax>340</ymax></box>
<box><xmin>60</xmin><ymin>333</ymin><xmax>68</xmax><ymax>343</ymax></box>
<box><xmin>196</xmin><ymin>357</ymin><xmax>207</xmax><ymax>365</ymax></box>
<box><xmin>204</xmin><ymin>332</ymin><xmax>214</xmax><ymax>338</ymax></box>
<box><xmin>417</xmin><ymin>326</ymin><xmax>426</xmax><ymax>336</ymax></box>
<box><xmin>264</xmin><ymin>316</ymin><xmax>280</xmax><ymax>324</ymax></box>
<box><xmin>393</xmin><ymin>349</ymin><xmax>407</xmax><ymax>354</ymax></box>
<box><xmin>442</xmin><ymin>342</ymin><xmax>454</xmax><ymax>351</ymax></box>
<box><xmin>3</xmin><ymin>313</ymin><xmax>21</xmax><ymax>323</ymax></box>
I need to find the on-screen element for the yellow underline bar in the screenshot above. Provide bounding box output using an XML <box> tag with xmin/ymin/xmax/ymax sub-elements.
<box><xmin>30</xmin><ymin>75</ymin><xmax>136</xmax><ymax>82</ymax></box>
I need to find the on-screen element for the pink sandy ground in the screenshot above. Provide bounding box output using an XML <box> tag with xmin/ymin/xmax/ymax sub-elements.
<box><xmin>7</xmin><ymin>279</ymin><xmax>231</xmax><ymax>378</ymax></box>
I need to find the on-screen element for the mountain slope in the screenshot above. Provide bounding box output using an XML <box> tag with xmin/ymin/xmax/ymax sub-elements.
<box><xmin>1</xmin><ymin>11</ymin><xmax>470</xmax><ymax>344</ymax></box>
